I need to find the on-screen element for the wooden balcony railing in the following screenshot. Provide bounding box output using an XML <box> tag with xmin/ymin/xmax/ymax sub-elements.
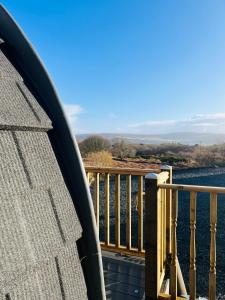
<box><xmin>158</xmin><ymin>182</ymin><xmax>225</xmax><ymax>300</ymax></box>
<box><xmin>85</xmin><ymin>166</ymin><xmax>162</xmax><ymax>257</ymax></box>
<box><xmin>85</xmin><ymin>165</ymin><xmax>224</xmax><ymax>300</ymax></box>
<box><xmin>85</xmin><ymin>165</ymin><xmax>172</xmax><ymax>299</ymax></box>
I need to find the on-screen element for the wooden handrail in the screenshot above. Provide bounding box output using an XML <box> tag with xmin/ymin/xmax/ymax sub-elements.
<box><xmin>159</xmin><ymin>183</ymin><xmax>225</xmax><ymax>194</ymax></box>
<box><xmin>85</xmin><ymin>166</ymin><xmax>161</xmax><ymax>176</ymax></box>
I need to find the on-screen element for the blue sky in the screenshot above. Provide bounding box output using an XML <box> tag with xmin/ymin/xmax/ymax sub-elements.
<box><xmin>3</xmin><ymin>1</ymin><xmax>225</xmax><ymax>134</ymax></box>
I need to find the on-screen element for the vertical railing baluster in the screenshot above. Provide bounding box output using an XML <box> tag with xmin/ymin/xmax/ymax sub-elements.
<box><xmin>190</xmin><ymin>191</ymin><xmax>197</xmax><ymax>300</ymax></box>
<box><xmin>158</xmin><ymin>187</ymin><xmax>162</xmax><ymax>275</ymax></box>
<box><xmin>115</xmin><ymin>174</ymin><xmax>120</xmax><ymax>248</ymax></box>
<box><xmin>209</xmin><ymin>192</ymin><xmax>217</xmax><ymax>300</ymax></box>
<box><xmin>95</xmin><ymin>172</ymin><xmax>100</xmax><ymax>234</ymax></box>
<box><xmin>170</xmin><ymin>189</ymin><xmax>178</xmax><ymax>299</ymax></box>
<box><xmin>105</xmin><ymin>173</ymin><xmax>110</xmax><ymax>246</ymax></box>
<box><xmin>138</xmin><ymin>175</ymin><xmax>143</xmax><ymax>251</ymax></box>
<box><xmin>163</xmin><ymin>188</ymin><xmax>167</xmax><ymax>267</ymax></box>
<box><xmin>166</xmin><ymin>167</ymin><xmax>172</xmax><ymax>255</ymax></box>
<box><xmin>126</xmin><ymin>174</ymin><xmax>132</xmax><ymax>250</ymax></box>
<box><xmin>161</xmin><ymin>188</ymin><xmax>164</xmax><ymax>273</ymax></box>
<box><xmin>161</xmin><ymin>188</ymin><xmax>167</xmax><ymax>272</ymax></box>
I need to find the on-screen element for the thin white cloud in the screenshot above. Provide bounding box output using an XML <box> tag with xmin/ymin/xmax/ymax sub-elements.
<box><xmin>192</xmin><ymin>113</ymin><xmax>225</xmax><ymax>121</ymax></box>
<box><xmin>129</xmin><ymin>119</ymin><xmax>176</xmax><ymax>128</ymax></box>
<box><xmin>192</xmin><ymin>122</ymin><xmax>218</xmax><ymax>127</ymax></box>
<box><xmin>128</xmin><ymin>113</ymin><xmax>225</xmax><ymax>133</ymax></box>
<box><xmin>63</xmin><ymin>104</ymin><xmax>83</xmax><ymax>132</ymax></box>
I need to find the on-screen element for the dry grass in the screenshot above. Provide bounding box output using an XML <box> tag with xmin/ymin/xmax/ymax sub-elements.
<box><xmin>86</xmin><ymin>151</ymin><xmax>113</xmax><ymax>167</ymax></box>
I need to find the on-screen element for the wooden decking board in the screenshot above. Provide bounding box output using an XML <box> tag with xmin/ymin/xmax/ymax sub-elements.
<box><xmin>105</xmin><ymin>279</ymin><xmax>144</xmax><ymax>299</ymax></box>
<box><xmin>106</xmin><ymin>290</ymin><xmax>144</xmax><ymax>300</ymax></box>
<box><xmin>102</xmin><ymin>251</ymin><xmax>145</xmax><ymax>300</ymax></box>
<box><xmin>104</xmin><ymin>271</ymin><xmax>145</xmax><ymax>288</ymax></box>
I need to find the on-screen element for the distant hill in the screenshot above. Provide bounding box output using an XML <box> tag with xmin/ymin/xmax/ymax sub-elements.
<box><xmin>76</xmin><ymin>132</ymin><xmax>225</xmax><ymax>145</ymax></box>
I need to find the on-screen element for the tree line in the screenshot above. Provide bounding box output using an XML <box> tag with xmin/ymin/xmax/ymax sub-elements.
<box><xmin>78</xmin><ymin>135</ymin><xmax>136</xmax><ymax>160</ymax></box>
<box><xmin>78</xmin><ymin>135</ymin><xmax>225</xmax><ymax>167</ymax></box>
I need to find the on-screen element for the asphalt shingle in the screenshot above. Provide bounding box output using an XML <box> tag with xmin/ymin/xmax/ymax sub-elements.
<box><xmin>0</xmin><ymin>130</ymin><xmax>30</xmax><ymax>197</ymax></box>
<box><xmin>0</xmin><ymin>50</ymin><xmax>22</xmax><ymax>81</ymax></box>
<box><xmin>0</xmin><ymin>41</ymin><xmax>87</xmax><ymax>298</ymax></box>
<box><xmin>0</xmin><ymin>79</ymin><xmax>52</xmax><ymax>131</ymax></box>
<box><xmin>14</xmin><ymin>131</ymin><xmax>63</xmax><ymax>189</ymax></box>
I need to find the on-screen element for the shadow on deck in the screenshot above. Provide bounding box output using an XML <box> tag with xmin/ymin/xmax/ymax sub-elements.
<box><xmin>102</xmin><ymin>251</ymin><xmax>145</xmax><ymax>300</ymax></box>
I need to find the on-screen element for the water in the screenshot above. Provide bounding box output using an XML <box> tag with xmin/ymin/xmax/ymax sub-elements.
<box><xmin>91</xmin><ymin>167</ymin><xmax>225</xmax><ymax>298</ymax></box>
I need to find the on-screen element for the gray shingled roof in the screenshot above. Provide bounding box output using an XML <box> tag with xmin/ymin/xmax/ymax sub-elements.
<box><xmin>0</xmin><ymin>33</ymin><xmax>88</xmax><ymax>300</ymax></box>
<box><xmin>0</xmin><ymin>5</ymin><xmax>106</xmax><ymax>300</ymax></box>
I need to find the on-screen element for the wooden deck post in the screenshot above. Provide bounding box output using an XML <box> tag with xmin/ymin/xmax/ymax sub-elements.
<box><xmin>145</xmin><ymin>173</ymin><xmax>161</xmax><ymax>300</ymax></box>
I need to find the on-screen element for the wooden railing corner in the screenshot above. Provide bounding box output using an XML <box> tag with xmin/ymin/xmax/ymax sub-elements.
<box><xmin>145</xmin><ymin>169</ymin><xmax>170</xmax><ymax>300</ymax></box>
<box><xmin>85</xmin><ymin>166</ymin><xmax>222</xmax><ymax>300</ymax></box>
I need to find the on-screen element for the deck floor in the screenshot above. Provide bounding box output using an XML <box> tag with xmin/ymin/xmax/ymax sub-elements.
<box><xmin>102</xmin><ymin>250</ymin><xmax>145</xmax><ymax>300</ymax></box>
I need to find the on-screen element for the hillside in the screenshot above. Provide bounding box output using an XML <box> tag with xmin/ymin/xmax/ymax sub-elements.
<box><xmin>77</xmin><ymin>132</ymin><xmax>225</xmax><ymax>145</ymax></box>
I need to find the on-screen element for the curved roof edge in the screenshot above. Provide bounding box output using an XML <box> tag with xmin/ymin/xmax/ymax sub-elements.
<box><xmin>0</xmin><ymin>5</ymin><xmax>106</xmax><ymax>300</ymax></box>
